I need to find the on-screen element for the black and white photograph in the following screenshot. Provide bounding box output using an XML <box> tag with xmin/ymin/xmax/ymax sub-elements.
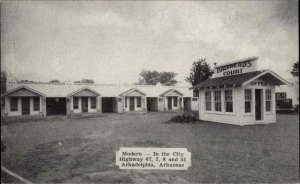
<box><xmin>1</xmin><ymin>0</ymin><xmax>299</xmax><ymax>183</ymax></box>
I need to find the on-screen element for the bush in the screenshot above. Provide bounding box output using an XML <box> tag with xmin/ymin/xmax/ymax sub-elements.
<box><xmin>170</xmin><ymin>115</ymin><xmax>199</xmax><ymax>123</ymax></box>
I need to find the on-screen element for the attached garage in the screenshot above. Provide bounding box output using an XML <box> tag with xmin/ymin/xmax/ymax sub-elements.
<box><xmin>147</xmin><ymin>97</ymin><xmax>158</xmax><ymax>111</ymax></box>
<box><xmin>46</xmin><ymin>98</ymin><xmax>66</xmax><ymax>116</ymax></box>
<box><xmin>102</xmin><ymin>97</ymin><xmax>117</xmax><ymax>113</ymax></box>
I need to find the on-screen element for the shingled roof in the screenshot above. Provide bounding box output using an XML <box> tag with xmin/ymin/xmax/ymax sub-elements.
<box><xmin>191</xmin><ymin>70</ymin><xmax>289</xmax><ymax>89</ymax></box>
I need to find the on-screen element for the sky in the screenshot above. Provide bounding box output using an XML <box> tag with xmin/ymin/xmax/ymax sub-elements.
<box><xmin>1</xmin><ymin>1</ymin><xmax>299</xmax><ymax>86</ymax></box>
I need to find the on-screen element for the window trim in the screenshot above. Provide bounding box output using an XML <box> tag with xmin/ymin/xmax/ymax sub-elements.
<box><xmin>137</xmin><ymin>97</ymin><xmax>142</xmax><ymax>108</ymax></box>
<box><xmin>91</xmin><ymin>97</ymin><xmax>97</xmax><ymax>109</ymax></box>
<box><xmin>265</xmin><ymin>89</ymin><xmax>272</xmax><ymax>112</ymax></box>
<box><xmin>10</xmin><ymin>97</ymin><xmax>18</xmax><ymax>112</ymax></box>
<box><xmin>205</xmin><ymin>91</ymin><xmax>212</xmax><ymax>111</ymax></box>
<box><xmin>244</xmin><ymin>89</ymin><xmax>252</xmax><ymax>114</ymax></box>
<box><xmin>73</xmin><ymin>97</ymin><xmax>79</xmax><ymax>109</ymax></box>
<box><xmin>224</xmin><ymin>90</ymin><xmax>233</xmax><ymax>113</ymax></box>
<box><xmin>33</xmin><ymin>97</ymin><xmax>40</xmax><ymax>111</ymax></box>
<box><xmin>214</xmin><ymin>90</ymin><xmax>222</xmax><ymax>112</ymax></box>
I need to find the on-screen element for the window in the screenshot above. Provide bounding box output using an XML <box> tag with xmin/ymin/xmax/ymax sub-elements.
<box><xmin>137</xmin><ymin>97</ymin><xmax>141</xmax><ymax>107</ymax></box>
<box><xmin>33</xmin><ymin>97</ymin><xmax>40</xmax><ymax>111</ymax></box>
<box><xmin>173</xmin><ymin>97</ymin><xmax>178</xmax><ymax>107</ymax></box>
<box><xmin>225</xmin><ymin>90</ymin><xmax>233</xmax><ymax>112</ymax></box>
<box><xmin>205</xmin><ymin>91</ymin><xmax>212</xmax><ymax>111</ymax></box>
<box><xmin>276</xmin><ymin>92</ymin><xmax>286</xmax><ymax>100</ymax></box>
<box><xmin>91</xmin><ymin>97</ymin><xmax>96</xmax><ymax>109</ymax></box>
<box><xmin>10</xmin><ymin>97</ymin><xmax>18</xmax><ymax>111</ymax></box>
<box><xmin>214</xmin><ymin>91</ymin><xmax>222</xmax><ymax>112</ymax></box>
<box><xmin>159</xmin><ymin>98</ymin><xmax>163</xmax><ymax>101</ymax></box>
<box><xmin>265</xmin><ymin>89</ymin><xmax>272</xmax><ymax>112</ymax></box>
<box><xmin>244</xmin><ymin>89</ymin><xmax>252</xmax><ymax>113</ymax></box>
<box><xmin>192</xmin><ymin>98</ymin><xmax>198</xmax><ymax>101</ymax></box>
<box><xmin>125</xmin><ymin>97</ymin><xmax>127</xmax><ymax>108</ymax></box>
<box><xmin>73</xmin><ymin>97</ymin><xmax>79</xmax><ymax>109</ymax></box>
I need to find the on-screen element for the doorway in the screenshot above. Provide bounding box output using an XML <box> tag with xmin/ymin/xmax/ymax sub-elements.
<box><xmin>183</xmin><ymin>97</ymin><xmax>191</xmax><ymax>110</ymax></box>
<box><xmin>255</xmin><ymin>89</ymin><xmax>262</xmax><ymax>121</ymax></box>
<box><xmin>129</xmin><ymin>97</ymin><xmax>135</xmax><ymax>111</ymax></box>
<box><xmin>21</xmin><ymin>97</ymin><xmax>30</xmax><ymax>115</ymax></box>
<box><xmin>167</xmin><ymin>97</ymin><xmax>172</xmax><ymax>110</ymax></box>
<box><xmin>81</xmin><ymin>97</ymin><xmax>88</xmax><ymax>113</ymax></box>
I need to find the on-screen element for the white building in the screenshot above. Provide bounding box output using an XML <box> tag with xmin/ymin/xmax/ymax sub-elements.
<box><xmin>2</xmin><ymin>80</ymin><xmax>198</xmax><ymax>117</ymax></box>
<box><xmin>193</xmin><ymin>57</ymin><xmax>290</xmax><ymax>126</ymax></box>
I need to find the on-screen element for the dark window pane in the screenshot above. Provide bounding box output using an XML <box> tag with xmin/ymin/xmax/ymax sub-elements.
<box><xmin>137</xmin><ymin>97</ymin><xmax>141</xmax><ymax>107</ymax></box>
<box><xmin>226</xmin><ymin>102</ymin><xmax>233</xmax><ymax>112</ymax></box>
<box><xmin>10</xmin><ymin>97</ymin><xmax>18</xmax><ymax>111</ymax></box>
<box><xmin>245</xmin><ymin>102</ymin><xmax>251</xmax><ymax>113</ymax></box>
<box><xmin>266</xmin><ymin>101</ymin><xmax>271</xmax><ymax>112</ymax></box>
<box><xmin>91</xmin><ymin>97</ymin><xmax>96</xmax><ymax>109</ymax></box>
<box><xmin>33</xmin><ymin>97</ymin><xmax>40</xmax><ymax>111</ymax></box>
<box><xmin>73</xmin><ymin>97</ymin><xmax>79</xmax><ymax>109</ymax></box>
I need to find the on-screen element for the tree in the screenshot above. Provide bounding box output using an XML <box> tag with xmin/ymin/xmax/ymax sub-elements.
<box><xmin>49</xmin><ymin>79</ymin><xmax>60</xmax><ymax>83</ymax></box>
<box><xmin>291</xmin><ymin>61</ymin><xmax>299</xmax><ymax>77</ymax></box>
<box><xmin>186</xmin><ymin>58</ymin><xmax>214</xmax><ymax>96</ymax></box>
<box><xmin>81</xmin><ymin>79</ymin><xmax>95</xmax><ymax>84</ymax></box>
<box><xmin>1</xmin><ymin>71</ymin><xmax>7</xmax><ymax>94</ymax></box>
<box><xmin>137</xmin><ymin>70</ymin><xmax>177</xmax><ymax>86</ymax></box>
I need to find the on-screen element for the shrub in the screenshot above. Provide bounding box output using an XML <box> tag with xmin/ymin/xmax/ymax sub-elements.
<box><xmin>170</xmin><ymin>115</ymin><xmax>199</xmax><ymax>123</ymax></box>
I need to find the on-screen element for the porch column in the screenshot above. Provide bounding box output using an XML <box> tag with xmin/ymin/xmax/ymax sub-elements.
<box><xmin>42</xmin><ymin>97</ymin><xmax>47</xmax><ymax>117</ymax></box>
<box><xmin>123</xmin><ymin>96</ymin><xmax>125</xmax><ymax>113</ymax></box>
<box><xmin>4</xmin><ymin>97</ymin><xmax>9</xmax><ymax>117</ymax></box>
<box><xmin>144</xmin><ymin>97</ymin><xmax>147</xmax><ymax>112</ymax></box>
<box><xmin>181</xmin><ymin>97</ymin><xmax>184</xmax><ymax>109</ymax></box>
<box><xmin>39</xmin><ymin>97</ymin><xmax>43</xmax><ymax>117</ymax></box>
<box><xmin>97</xmin><ymin>96</ymin><xmax>102</xmax><ymax>113</ymax></box>
<box><xmin>66</xmin><ymin>97</ymin><xmax>71</xmax><ymax>115</ymax></box>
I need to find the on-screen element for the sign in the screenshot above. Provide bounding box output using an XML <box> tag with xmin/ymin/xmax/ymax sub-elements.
<box><xmin>213</xmin><ymin>57</ymin><xmax>258</xmax><ymax>78</ymax></box>
<box><xmin>116</xmin><ymin>147</ymin><xmax>191</xmax><ymax>170</ymax></box>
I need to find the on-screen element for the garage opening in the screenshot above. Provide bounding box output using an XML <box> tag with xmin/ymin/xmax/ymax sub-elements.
<box><xmin>46</xmin><ymin>98</ymin><xmax>66</xmax><ymax>116</ymax></box>
<box><xmin>183</xmin><ymin>97</ymin><xmax>191</xmax><ymax>110</ymax></box>
<box><xmin>147</xmin><ymin>97</ymin><xmax>158</xmax><ymax>111</ymax></box>
<box><xmin>102</xmin><ymin>97</ymin><xmax>117</xmax><ymax>113</ymax></box>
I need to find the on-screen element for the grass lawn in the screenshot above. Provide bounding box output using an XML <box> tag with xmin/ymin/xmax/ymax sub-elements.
<box><xmin>1</xmin><ymin>112</ymin><xmax>299</xmax><ymax>183</ymax></box>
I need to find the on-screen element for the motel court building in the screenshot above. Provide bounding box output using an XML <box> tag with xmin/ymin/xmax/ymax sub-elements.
<box><xmin>192</xmin><ymin>57</ymin><xmax>290</xmax><ymax>126</ymax></box>
<box><xmin>2</xmin><ymin>79</ymin><xmax>198</xmax><ymax>118</ymax></box>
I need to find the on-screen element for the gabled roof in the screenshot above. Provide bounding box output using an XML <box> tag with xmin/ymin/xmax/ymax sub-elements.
<box><xmin>67</xmin><ymin>87</ymin><xmax>102</xmax><ymax>97</ymax></box>
<box><xmin>1</xmin><ymin>85</ymin><xmax>46</xmax><ymax>97</ymax></box>
<box><xmin>192</xmin><ymin>70</ymin><xmax>290</xmax><ymax>89</ymax></box>
<box><xmin>160</xmin><ymin>89</ymin><xmax>184</xmax><ymax>96</ymax></box>
<box><xmin>119</xmin><ymin>88</ymin><xmax>146</xmax><ymax>96</ymax></box>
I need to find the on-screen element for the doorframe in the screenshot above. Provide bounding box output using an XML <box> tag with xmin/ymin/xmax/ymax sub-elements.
<box><xmin>81</xmin><ymin>97</ymin><xmax>89</xmax><ymax>113</ymax></box>
<box><xmin>129</xmin><ymin>97</ymin><xmax>135</xmax><ymax>111</ymax></box>
<box><xmin>254</xmin><ymin>88</ymin><xmax>264</xmax><ymax>122</ymax></box>
<box><xmin>21</xmin><ymin>97</ymin><xmax>30</xmax><ymax>115</ymax></box>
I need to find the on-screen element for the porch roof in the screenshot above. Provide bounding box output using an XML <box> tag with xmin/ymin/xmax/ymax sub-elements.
<box><xmin>191</xmin><ymin>70</ymin><xmax>290</xmax><ymax>90</ymax></box>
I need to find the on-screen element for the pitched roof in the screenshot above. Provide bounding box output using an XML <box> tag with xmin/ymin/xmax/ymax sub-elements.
<box><xmin>1</xmin><ymin>85</ymin><xmax>46</xmax><ymax>97</ymax></box>
<box><xmin>67</xmin><ymin>87</ymin><xmax>102</xmax><ymax>97</ymax></box>
<box><xmin>191</xmin><ymin>70</ymin><xmax>289</xmax><ymax>89</ymax></box>
<box><xmin>119</xmin><ymin>88</ymin><xmax>146</xmax><ymax>96</ymax></box>
<box><xmin>5</xmin><ymin>83</ymin><xmax>194</xmax><ymax>98</ymax></box>
<box><xmin>160</xmin><ymin>89</ymin><xmax>184</xmax><ymax>96</ymax></box>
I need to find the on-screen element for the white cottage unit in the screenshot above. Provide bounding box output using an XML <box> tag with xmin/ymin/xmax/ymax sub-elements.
<box><xmin>193</xmin><ymin>57</ymin><xmax>290</xmax><ymax>126</ymax></box>
<box><xmin>2</xmin><ymin>80</ymin><xmax>198</xmax><ymax>117</ymax></box>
